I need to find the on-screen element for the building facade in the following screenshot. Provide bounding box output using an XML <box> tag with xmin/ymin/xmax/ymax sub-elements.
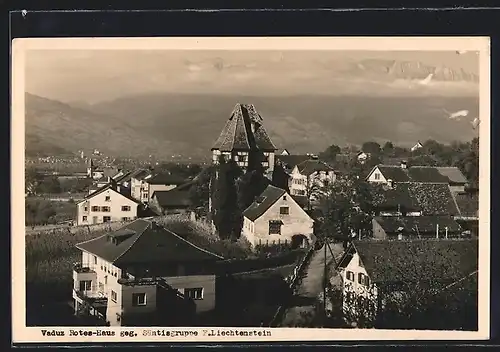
<box><xmin>73</xmin><ymin>219</ymin><xmax>223</xmax><ymax>326</ymax></box>
<box><xmin>241</xmin><ymin>185</ymin><xmax>315</xmax><ymax>248</ymax></box>
<box><xmin>76</xmin><ymin>184</ymin><xmax>141</xmax><ymax>225</ymax></box>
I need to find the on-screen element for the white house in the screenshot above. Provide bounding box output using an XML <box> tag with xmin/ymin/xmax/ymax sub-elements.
<box><xmin>73</xmin><ymin>219</ymin><xmax>223</xmax><ymax>326</ymax></box>
<box><xmin>289</xmin><ymin>159</ymin><xmax>336</xmax><ymax>200</ymax></box>
<box><xmin>411</xmin><ymin>141</ymin><xmax>424</xmax><ymax>152</ymax></box>
<box><xmin>357</xmin><ymin>152</ymin><xmax>370</xmax><ymax>164</ymax></box>
<box><xmin>76</xmin><ymin>183</ymin><xmax>141</xmax><ymax>225</ymax></box>
<box><xmin>241</xmin><ymin>185</ymin><xmax>315</xmax><ymax>248</ymax></box>
<box><xmin>129</xmin><ymin>169</ymin><xmax>153</xmax><ymax>203</ymax></box>
<box><xmin>365</xmin><ymin>161</ymin><xmax>468</xmax><ymax>192</ymax></box>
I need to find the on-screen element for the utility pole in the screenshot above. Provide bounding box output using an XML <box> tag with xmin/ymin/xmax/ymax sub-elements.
<box><xmin>323</xmin><ymin>239</ymin><xmax>327</xmax><ymax>322</ymax></box>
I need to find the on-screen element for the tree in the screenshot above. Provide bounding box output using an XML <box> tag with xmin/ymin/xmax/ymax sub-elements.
<box><xmin>382</xmin><ymin>141</ymin><xmax>394</xmax><ymax>155</ymax></box>
<box><xmin>319</xmin><ymin>144</ymin><xmax>341</xmax><ymax>162</ymax></box>
<box><xmin>361</xmin><ymin>141</ymin><xmax>381</xmax><ymax>155</ymax></box>
<box><xmin>37</xmin><ymin>176</ymin><xmax>61</xmax><ymax>194</ymax></box>
<box><xmin>271</xmin><ymin>164</ymin><xmax>291</xmax><ymax>192</ymax></box>
<box><xmin>317</xmin><ymin>175</ymin><xmax>373</xmax><ymax>244</ymax></box>
<box><xmin>25</xmin><ymin>167</ymin><xmax>43</xmax><ymax>195</ymax></box>
<box><xmin>188</xmin><ymin>166</ymin><xmax>213</xmax><ymax>213</ymax></box>
<box><xmin>211</xmin><ymin>158</ymin><xmax>242</xmax><ymax>240</ymax></box>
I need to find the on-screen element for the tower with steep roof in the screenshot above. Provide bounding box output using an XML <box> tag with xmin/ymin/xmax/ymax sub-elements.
<box><xmin>211</xmin><ymin>103</ymin><xmax>277</xmax><ymax>173</ymax></box>
<box><xmin>209</xmin><ymin>104</ymin><xmax>278</xmax><ymax>230</ymax></box>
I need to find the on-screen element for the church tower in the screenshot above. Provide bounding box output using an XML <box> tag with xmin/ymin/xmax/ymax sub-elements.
<box><xmin>208</xmin><ymin>103</ymin><xmax>277</xmax><ymax>227</ymax></box>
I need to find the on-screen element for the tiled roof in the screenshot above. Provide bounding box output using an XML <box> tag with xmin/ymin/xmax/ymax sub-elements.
<box><xmin>76</xmin><ymin>219</ymin><xmax>223</xmax><ymax>268</ymax></box>
<box><xmin>243</xmin><ymin>185</ymin><xmax>287</xmax><ymax>221</ymax></box>
<box><xmin>377</xmin><ymin>166</ymin><xmax>410</xmax><ymax>182</ymax></box>
<box><xmin>296</xmin><ymin>159</ymin><xmax>335</xmax><ymax>176</ymax></box>
<box><xmin>275</xmin><ymin>155</ymin><xmax>312</xmax><ymax>171</ymax></box>
<box><xmin>369</xmin><ymin>183</ymin><xmax>459</xmax><ymax>216</ymax></box>
<box><xmin>352</xmin><ymin>239</ymin><xmax>478</xmax><ymax>283</ymax></box>
<box><xmin>454</xmin><ymin>192</ymin><xmax>479</xmax><ymax>217</ymax></box>
<box><xmin>372</xmin><ymin>165</ymin><xmax>467</xmax><ymax>184</ymax></box>
<box><xmin>436</xmin><ymin>167</ymin><xmax>469</xmax><ymax>184</ymax></box>
<box><xmin>152</xmin><ymin>189</ymin><xmax>192</xmax><ymax>209</ymax></box>
<box><xmin>407</xmin><ymin>183</ymin><xmax>459</xmax><ymax>215</ymax></box>
<box><xmin>374</xmin><ymin>216</ymin><xmax>462</xmax><ymax>235</ymax></box>
<box><xmin>212</xmin><ymin>103</ymin><xmax>277</xmax><ymax>152</ymax></box>
<box><xmin>130</xmin><ymin>168</ymin><xmax>152</xmax><ymax>181</ymax></box>
<box><xmin>146</xmin><ymin>172</ymin><xmax>187</xmax><ymax>185</ymax></box>
<box><xmin>369</xmin><ymin>183</ymin><xmax>421</xmax><ymax>212</ymax></box>
<box><xmin>78</xmin><ymin>183</ymin><xmax>141</xmax><ymax>205</ymax></box>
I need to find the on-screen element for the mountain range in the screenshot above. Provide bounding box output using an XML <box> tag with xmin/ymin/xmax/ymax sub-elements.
<box><xmin>24</xmin><ymin>57</ymin><xmax>480</xmax><ymax>159</ymax></box>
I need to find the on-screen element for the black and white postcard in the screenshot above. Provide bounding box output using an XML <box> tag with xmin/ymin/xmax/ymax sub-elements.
<box><xmin>11</xmin><ymin>37</ymin><xmax>491</xmax><ymax>343</ymax></box>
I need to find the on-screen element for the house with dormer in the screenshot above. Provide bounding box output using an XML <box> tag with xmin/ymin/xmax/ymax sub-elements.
<box><xmin>241</xmin><ymin>185</ymin><xmax>315</xmax><ymax>248</ymax></box>
<box><xmin>72</xmin><ymin>219</ymin><xmax>223</xmax><ymax>326</ymax></box>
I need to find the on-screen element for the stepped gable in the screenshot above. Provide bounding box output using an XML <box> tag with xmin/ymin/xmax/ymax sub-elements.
<box><xmin>211</xmin><ymin>103</ymin><xmax>277</xmax><ymax>152</ymax></box>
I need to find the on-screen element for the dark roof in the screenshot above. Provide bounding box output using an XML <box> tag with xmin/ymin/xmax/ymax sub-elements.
<box><xmin>371</xmin><ymin>165</ymin><xmax>467</xmax><ymax>184</ymax></box>
<box><xmin>436</xmin><ymin>167</ymin><xmax>469</xmax><ymax>184</ymax></box>
<box><xmin>352</xmin><ymin>239</ymin><xmax>478</xmax><ymax>283</ymax></box>
<box><xmin>291</xmin><ymin>195</ymin><xmax>309</xmax><ymax>208</ymax></box>
<box><xmin>296</xmin><ymin>159</ymin><xmax>335</xmax><ymax>175</ymax></box>
<box><xmin>275</xmin><ymin>155</ymin><xmax>312</xmax><ymax>170</ymax></box>
<box><xmin>454</xmin><ymin>191</ymin><xmax>479</xmax><ymax>217</ymax></box>
<box><xmin>76</xmin><ymin>219</ymin><xmax>223</xmax><ymax>268</ymax></box>
<box><xmin>375</xmin><ymin>166</ymin><xmax>410</xmax><ymax>182</ymax></box>
<box><xmin>130</xmin><ymin>168</ymin><xmax>152</xmax><ymax>181</ymax></box>
<box><xmin>211</xmin><ymin>103</ymin><xmax>277</xmax><ymax>152</ymax></box>
<box><xmin>243</xmin><ymin>185</ymin><xmax>287</xmax><ymax>221</ymax></box>
<box><xmin>369</xmin><ymin>182</ymin><xmax>458</xmax><ymax>215</ymax></box>
<box><xmin>374</xmin><ymin>216</ymin><xmax>462</xmax><ymax>234</ymax></box>
<box><xmin>79</xmin><ymin>183</ymin><xmax>141</xmax><ymax>204</ymax></box>
<box><xmin>407</xmin><ymin>183</ymin><xmax>459</xmax><ymax>215</ymax></box>
<box><xmin>103</xmin><ymin>167</ymin><xmax>120</xmax><ymax>178</ymax></box>
<box><xmin>369</xmin><ymin>183</ymin><xmax>421</xmax><ymax>212</ymax></box>
<box><xmin>146</xmin><ymin>172</ymin><xmax>187</xmax><ymax>185</ymax></box>
<box><xmin>114</xmin><ymin>171</ymin><xmax>132</xmax><ymax>183</ymax></box>
<box><xmin>152</xmin><ymin>189</ymin><xmax>192</xmax><ymax>209</ymax></box>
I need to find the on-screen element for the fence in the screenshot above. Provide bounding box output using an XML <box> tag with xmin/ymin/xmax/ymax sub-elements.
<box><xmin>26</xmin><ymin>219</ymin><xmax>134</xmax><ymax>237</ymax></box>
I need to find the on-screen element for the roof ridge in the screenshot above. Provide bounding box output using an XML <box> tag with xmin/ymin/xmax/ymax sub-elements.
<box><xmin>113</xmin><ymin>220</ymin><xmax>152</xmax><ymax>263</ymax></box>
<box><xmin>161</xmin><ymin>226</ymin><xmax>224</xmax><ymax>259</ymax></box>
<box><xmin>240</xmin><ymin>104</ymin><xmax>252</xmax><ymax>150</ymax></box>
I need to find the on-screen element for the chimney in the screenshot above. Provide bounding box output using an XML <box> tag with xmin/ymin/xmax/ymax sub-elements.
<box><xmin>401</xmin><ymin>160</ymin><xmax>408</xmax><ymax>169</ymax></box>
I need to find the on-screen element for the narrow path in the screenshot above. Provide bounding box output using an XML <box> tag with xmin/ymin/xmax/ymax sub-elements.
<box><xmin>278</xmin><ymin>242</ymin><xmax>344</xmax><ymax>327</ymax></box>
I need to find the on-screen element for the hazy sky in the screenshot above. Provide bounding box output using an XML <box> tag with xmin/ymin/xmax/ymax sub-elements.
<box><xmin>25</xmin><ymin>49</ymin><xmax>479</xmax><ymax>103</ymax></box>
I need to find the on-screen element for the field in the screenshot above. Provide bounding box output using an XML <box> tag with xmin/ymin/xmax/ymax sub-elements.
<box><xmin>25</xmin><ymin>198</ymin><xmax>77</xmax><ymax>226</ymax></box>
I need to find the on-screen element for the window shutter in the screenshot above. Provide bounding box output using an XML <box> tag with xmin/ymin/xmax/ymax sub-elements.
<box><xmin>358</xmin><ymin>273</ymin><xmax>363</xmax><ymax>284</ymax></box>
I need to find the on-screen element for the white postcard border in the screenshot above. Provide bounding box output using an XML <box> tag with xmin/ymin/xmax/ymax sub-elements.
<box><xmin>12</xmin><ymin>36</ymin><xmax>491</xmax><ymax>343</ymax></box>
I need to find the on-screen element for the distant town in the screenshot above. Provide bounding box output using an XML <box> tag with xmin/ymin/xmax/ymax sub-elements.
<box><xmin>26</xmin><ymin>103</ymin><xmax>479</xmax><ymax>330</ymax></box>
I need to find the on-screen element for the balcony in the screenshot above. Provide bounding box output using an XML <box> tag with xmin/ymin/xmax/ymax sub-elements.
<box><xmin>73</xmin><ymin>263</ymin><xmax>96</xmax><ymax>274</ymax></box>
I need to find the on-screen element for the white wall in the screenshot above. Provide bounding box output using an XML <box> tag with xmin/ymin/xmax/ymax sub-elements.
<box><xmin>246</xmin><ymin>194</ymin><xmax>314</xmax><ymax>247</ymax></box>
<box><xmin>366</xmin><ymin>167</ymin><xmax>388</xmax><ymax>184</ymax></box>
<box><xmin>76</xmin><ymin>188</ymin><xmax>138</xmax><ymax>225</ymax></box>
